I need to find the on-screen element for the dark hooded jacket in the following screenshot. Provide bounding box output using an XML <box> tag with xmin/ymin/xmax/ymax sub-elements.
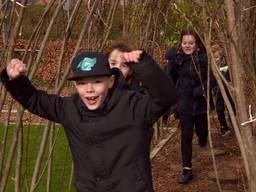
<box><xmin>165</xmin><ymin>48</ymin><xmax>208</xmax><ymax>115</ymax></box>
<box><xmin>1</xmin><ymin>51</ymin><xmax>177</xmax><ymax>192</ymax></box>
<box><xmin>211</xmin><ymin>58</ymin><xmax>234</xmax><ymax>112</ymax></box>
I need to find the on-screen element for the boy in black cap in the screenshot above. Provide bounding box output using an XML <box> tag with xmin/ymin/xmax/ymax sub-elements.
<box><xmin>1</xmin><ymin>50</ymin><xmax>177</xmax><ymax>192</ymax></box>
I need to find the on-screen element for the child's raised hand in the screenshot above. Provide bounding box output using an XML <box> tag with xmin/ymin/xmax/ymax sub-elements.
<box><xmin>7</xmin><ymin>59</ymin><xmax>28</xmax><ymax>80</ymax></box>
<box><xmin>121</xmin><ymin>50</ymin><xmax>143</xmax><ymax>64</ymax></box>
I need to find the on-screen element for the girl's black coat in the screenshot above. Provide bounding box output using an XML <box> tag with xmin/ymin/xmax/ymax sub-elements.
<box><xmin>165</xmin><ymin>48</ymin><xmax>208</xmax><ymax>115</ymax></box>
<box><xmin>1</xmin><ymin>52</ymin><xmax>177</xmax><ymax>192</ymax></box>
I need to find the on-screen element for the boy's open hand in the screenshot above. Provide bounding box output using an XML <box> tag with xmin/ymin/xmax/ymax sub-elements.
<box><xmin>7</xmin><ymin>59</ymin><xmax>28</xmax><ymax>80</ymax></box>
<box><xmin>121</xmin><ymin>50</ymin><xmax>143</xmax><ymax>64</ymax></box>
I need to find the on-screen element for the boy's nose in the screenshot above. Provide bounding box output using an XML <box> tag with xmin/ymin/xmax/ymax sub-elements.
<box><xmin>85</xmin><ymin>83</ymin><xmax>94</xmax><ymax>92</ymax></box>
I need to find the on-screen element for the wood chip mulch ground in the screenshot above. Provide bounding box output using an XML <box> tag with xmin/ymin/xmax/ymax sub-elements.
<box><xmin>151</xmin><ymin>115</ymin><xmax>247</xmax><ymax>192</ymax></box>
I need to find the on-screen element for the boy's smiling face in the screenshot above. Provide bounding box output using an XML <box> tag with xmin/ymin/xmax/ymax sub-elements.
<box><xmin>108</xmin><ymin>49</ymin><xmax>132</xmax><ymax>79</ymax></box>
<box><xmin>74</xmin><ymin>75</ymin><xmax>115</xmax><ymax>110</ymax></box>
<box><xmin>213</xmin><ymin>51</ymin><xmax>223</xmax><ymax>66</ymax></box>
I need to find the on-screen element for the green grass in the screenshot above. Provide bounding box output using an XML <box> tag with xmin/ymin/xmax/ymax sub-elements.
<box><xmin>0</xmin><ymin>122</ymin><xmax>76</xmax><ymax>192</ymax></box>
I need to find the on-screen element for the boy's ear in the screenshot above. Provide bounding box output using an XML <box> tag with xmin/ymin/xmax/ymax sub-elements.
<box><xmin>108</xmin><ymin>75</ymin><xmax>115</xmax><ymax>88</ymax></box>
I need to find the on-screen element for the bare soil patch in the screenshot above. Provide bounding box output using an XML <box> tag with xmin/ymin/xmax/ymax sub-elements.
<box><xmin>151</xmin><ymin>115</ymin><xmax>247</xmax><ymax>192</ymax></box>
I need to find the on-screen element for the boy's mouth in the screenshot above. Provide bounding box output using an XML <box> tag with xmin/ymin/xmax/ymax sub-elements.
<box><xmin>86</xmin><ymin>96</ymin><xmax>98</xmax><ymax>105</ymax></box>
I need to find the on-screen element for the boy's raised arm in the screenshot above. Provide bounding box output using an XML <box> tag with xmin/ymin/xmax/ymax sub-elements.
<box><xmin>1</xmin><ymin>59</ymin><xmax>65</xmax><ymax>123</ymax></box>
<box><xmin>123</xmin><ymin>50</ymin><xmax>177</xmax><ymax>111</ymax></box>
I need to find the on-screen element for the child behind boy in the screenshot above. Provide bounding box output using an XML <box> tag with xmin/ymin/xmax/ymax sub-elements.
<box><xmin>0</xmin><ymin>50</ymin><xmax>177</xmax><ymax>192</ymax></box>
<box><xmin>212</xmin><ymin>47</ymin><xmax>235</xmax><ymax>136</ymax></box>
<box><xmin>106</xmin><ymin>41</ymin><xmax>142</xmax><ymax>91</ymax></box>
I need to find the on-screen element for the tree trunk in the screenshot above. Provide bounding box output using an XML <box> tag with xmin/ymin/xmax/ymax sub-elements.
<box><xmin>224</xmin><ymin>1</ymin><xmax>256</xmax><ymax>191</ymax></box>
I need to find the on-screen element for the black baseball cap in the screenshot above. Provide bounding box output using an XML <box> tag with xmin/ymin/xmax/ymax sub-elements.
<box><xmin>68</xmin><ymin>51</ymin><xmax>112</xmax><ymax>81</ymax></box>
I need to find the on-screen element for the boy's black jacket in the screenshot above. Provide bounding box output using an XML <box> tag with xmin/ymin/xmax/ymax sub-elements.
<box><xmin>1</xmin><ymin>51</ymin><xmax>177</xmax><ymax>192</ymax></box>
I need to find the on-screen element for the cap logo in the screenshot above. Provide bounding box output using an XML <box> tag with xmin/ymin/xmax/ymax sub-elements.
<box><xmin>77</xmin><ymin>57</ymin><xmax>96</xmax><ymax>71</ymax></box>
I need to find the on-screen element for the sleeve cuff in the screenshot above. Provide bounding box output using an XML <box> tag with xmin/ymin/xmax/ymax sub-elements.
<box><xmin>0</xmin><ymin>68</ymin><xmax>11</xmax><ymax>84</ymax></box>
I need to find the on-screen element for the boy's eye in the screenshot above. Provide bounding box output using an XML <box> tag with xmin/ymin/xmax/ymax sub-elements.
<box><xmin>121</xmin><ymin>64</ymin><xmax>128</xmax><ymax>69</ymax></box>
<box><xmin>110</xmin><ymin>61</ymin><xmax>116</xmax><ymax>66</ymax></box>
<box><xmin>76</xmin><ymin>81</ymin><xmax>85</xmax><ymax>85</ymax></box>
<box><xmin>95</xmin><ymin>80</ymin><xmax>102</xmax><ymax>83</ymax></box>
